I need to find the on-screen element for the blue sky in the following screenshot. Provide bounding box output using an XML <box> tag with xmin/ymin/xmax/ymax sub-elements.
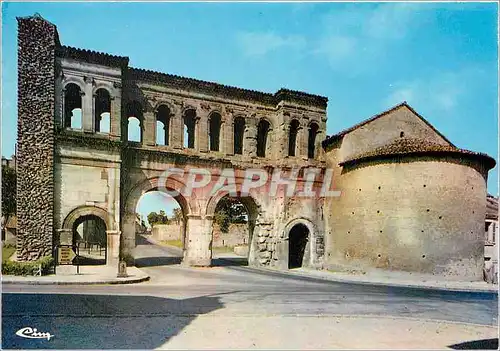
<box><xmin>2</xmin><ymin>2</ymin><xmax>498</xmax><ymax>220</ymax></box>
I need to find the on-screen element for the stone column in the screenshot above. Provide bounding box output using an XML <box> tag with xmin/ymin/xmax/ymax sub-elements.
<box><xmin>106</xmin><ymin>230</ymin><xmax>121</xmax><ymax>267</ymax></box>
<box><xmin>277</xmin><ymin>121</ymin><xmax>289</xmax><ymax>159</ymax></box>
<box><xmin>143</xmin><ymin>111</ymin><xmax>156</xmax><ymax>146</ymax></box>
<box><xmin>121</xmin><ymin>212</ymin><xmax>136</xmax><ymax>255</ymax></box>
<box><xmin>110</xmin><ymin>84</ymin><xmax>122</xmax><ymax>140</ymax></box>
<box><xmin>299</xmin><ymin>125</ymin><xmax>308</xmax><ymax>160</ymax></box>
<box><xmin>183</xmin><ymin>215</ymin><xmax>212</xmax><ymax>266</ymax></box>
<box><xmin>224</xmin><ymin>114</ymin><xmax>234</xmax><ymax>155</ymax></box>
<box><xmin>197</xmin><ymin>111</ymin><xmax>209</xmax><ymax>153</ymax></box>
<box><xmin>171</xmin><ymin>111</ymin><xmax>182</xmax><ymax>149</ymax></box>
<box><xmin>82</xmin><ymin>77</ymin><xmax>93</xmax><ymax>133</ymax></box>
<box><xmin>245</xmin><ymin>118</ymin><xmax>257</xmax><ymax>158</ymax></box>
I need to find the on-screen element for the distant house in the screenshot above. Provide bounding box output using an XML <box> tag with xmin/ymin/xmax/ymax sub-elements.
<box><xmin>2</xmin><ymin>215</ymin><xmax>17</xmax><ymax>245</ymax></box>
<box><xmin>485</xmin><ymin>194</ymin><xmax>498</xmax><ymax>284</ymax></box>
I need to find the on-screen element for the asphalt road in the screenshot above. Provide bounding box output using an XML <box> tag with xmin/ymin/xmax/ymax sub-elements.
<box><xmin>2</xmin><ymin>237</ymin><xmax>498</xmax><ymax>349</ymax></box>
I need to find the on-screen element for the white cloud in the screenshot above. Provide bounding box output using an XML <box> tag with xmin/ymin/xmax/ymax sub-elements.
<box><xmin>385</xmin><ymin>67</ymin><xmax>486</xmax><ymax>113</ymax></box>
<box><xmin>364</xmin><ymin>2</ymin><xmax>422</xmax><ymax>40</ymax></box>
<box><xmin>236</xmin><ymin>31</ymin><xmax>306</xmax><ymax>57</ymax></box>
<box><xmin>314</xmin><ymin>3</ymin><xmax>430</xmax><ymax>70</ymax></box>
<box><xmin>314</xmin><ymin>35</ymin><xmax>356</xmax><ymax>64</ymax></box>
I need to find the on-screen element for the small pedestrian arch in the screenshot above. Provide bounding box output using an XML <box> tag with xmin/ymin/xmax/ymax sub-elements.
<box><xmin>284</xmin><ymin>218</ymin><xmax>315</xmax><ymax>269</ymax></box>
<box><xmin>62</xmin><ymin>205</ymin><xmax>112</xmax><ymax>231</ymax></box>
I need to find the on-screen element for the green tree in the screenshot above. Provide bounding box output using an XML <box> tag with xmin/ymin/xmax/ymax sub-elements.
<box><xmin>1</xmin><ymin>167</ymin><xmax>16</xmax><ymax>218</ymax></box>
<box><xmin>147</xmin><ymin>212</ymin><xmax>159</xmax><ymax>227</ymax></box>
<box><xmin>1</xmin><ymin>167</ymin><xmax>16</xmax><ymax>237</ymax></box>
<box><xmin>214</xmin><ymin>197</ymin><xmax>248</xmax><ymax>233</ymax></box>
<box><xmin>147</xmin><ymin>210</ymin><xmax>170</xmax><ymax>226</ymax></box>
<box><xmin>159</xmin><ymin>210</ymin><xmax>169</xmax><ymax>224</ymax></box>
<box><xmin>172</xmin><ymin>208</ymin><xmax>183</xmax><ymax>223</ymax></box>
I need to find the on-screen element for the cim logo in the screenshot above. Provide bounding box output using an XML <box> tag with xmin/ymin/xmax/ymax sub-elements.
<box><xmin>15</xmin><ymin>327</ymin><xmax>54</xmax><ymax>341</ymax></box>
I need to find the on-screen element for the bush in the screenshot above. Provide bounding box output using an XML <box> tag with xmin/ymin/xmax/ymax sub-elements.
<box><xmin>2</xmin><ymin>256</ymin><xmax>54</xmax><ymax>276</ymax></box>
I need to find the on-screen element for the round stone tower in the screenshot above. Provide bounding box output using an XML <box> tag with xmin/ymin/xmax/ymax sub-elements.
<box><xmin>326</xmin><ymin>137</ymin><xmax>496</xmax><ymax>280</ymax></box>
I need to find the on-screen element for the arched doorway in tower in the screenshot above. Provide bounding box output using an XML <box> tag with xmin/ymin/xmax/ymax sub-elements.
<box><xmin>73</xmin><ymin>215</ymin><xmax>107</xmax><ymax>265</ymax></box>
<box><xmin>211</xmin><ymin>195</ymin><xmax>259</xmax><ymax>266</ymax></box>
<box><xmin>288</xmin><ymin>223</ymin><xmax>309</xmax><ymax>269</ymax></box>
<box><xmin>133</xmin><ymin>189</ymin><xmax>186</xmax><ymax>266</ymax></box>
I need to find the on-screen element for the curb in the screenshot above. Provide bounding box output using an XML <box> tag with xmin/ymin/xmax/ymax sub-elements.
<box><xmin>1</xmin><ymin>266</ymin><xmax>150</xmax><ymax>285</ymax></box>
<box><xmin>220</xmin><ymin>259</ymin><xmax>498</xmax><ymax>294</ymax></box>
<box><xmin>1</xmin><ymin>275</ymin><xmax>150</xmax><ymax>285</ymax></box>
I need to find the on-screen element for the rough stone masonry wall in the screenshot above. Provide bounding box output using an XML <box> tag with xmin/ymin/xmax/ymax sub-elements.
<box><xmin>16</xmin><ymin>16</ymin><xmax>57</xmax><ymax>260</ymax></box>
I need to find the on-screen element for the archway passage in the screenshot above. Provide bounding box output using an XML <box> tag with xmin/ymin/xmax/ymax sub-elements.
<box><xmin>288</xmin><ymin>223</ymin><xmax>309</xmax><ymax>269</ymax></box>
<box><xmin>211</xmin><ymin>195</ymin><xmax>259</xmax><ymax>266</ymax></box>
<box><xmin>133</xmin><ymin>189</ymin><xmax>186</xmax><ymax>267</ymax></box>
<box><xmin>73</xmin><ymin>215</ymin><xmax>107</xmax><ymax>265</ymax></box>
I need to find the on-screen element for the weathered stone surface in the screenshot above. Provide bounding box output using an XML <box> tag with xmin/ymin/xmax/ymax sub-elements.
<box><xmin>16</xmin><ymin>15</ymin><xmax>57</xmax><ymax>261</ymax></box>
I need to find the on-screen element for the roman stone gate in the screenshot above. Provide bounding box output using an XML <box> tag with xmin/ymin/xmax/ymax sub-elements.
<box><xmin>16</xmin><ymin>15</ymin><xmax>329</xmax><ymax>269</ymax></box>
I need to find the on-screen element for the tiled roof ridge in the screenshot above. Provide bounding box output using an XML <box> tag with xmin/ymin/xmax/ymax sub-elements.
<box><xmin>339</xmin><ymin>137</ymin><xmax>496</xmax><ymax>168</ymax></box>
<box><xmin>58</xmin><ymin>45</ymin><xmax>129</xmax><ymax>66</ymax></box>
<box><xmin>129</xmin><ymin>67</ymin><xmax>274</xmax><ymax>99</ymax></box>
<box><xmin>129</xmin><ymin>67</ymin><xmax>328</xmax><ymax>108</ymax></box>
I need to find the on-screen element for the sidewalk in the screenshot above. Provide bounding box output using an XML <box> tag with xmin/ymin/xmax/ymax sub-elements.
<box><xmin>2</xmin><ymin>265</ymin><xmax>150</xmax><ymax>285</ymax></box>
<box><xmin>254</xmin><ymin>264</ymin><xmax>499</xmax><ymax>293</ymax></box>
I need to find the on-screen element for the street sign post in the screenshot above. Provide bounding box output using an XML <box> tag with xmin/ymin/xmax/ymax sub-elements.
<box><xmin>57</xmin><ymin>245</ymin><xmax>80</xmax><ymax>274</ymax></box>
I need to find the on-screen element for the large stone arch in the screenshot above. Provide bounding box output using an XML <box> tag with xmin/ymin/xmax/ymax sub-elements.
<box><xmin>205</xmin><ymin>190</ymin><xmax>263</xmax><ymax>265</ymax></box>
<box><xmin>121</xmin><ymin>175</ymin><xmax>199</xmax><ymax>256</ymax></box>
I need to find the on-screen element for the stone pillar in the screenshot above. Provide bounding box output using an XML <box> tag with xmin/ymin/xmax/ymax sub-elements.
<box><xmin>110</xmin><ymin>86</ymin><xmax>122</xmax><ymax>140</ymax></box>
<box><xmin>299</xmin><ymin>125</ymin><xmax>308</xmax><ymax>160</ymax></box>
<box><xmin>277</xmin><ymin>121</ymin><xmax>289</xmax><ymax>159</ymax></box>
<box><xmin>171</xmin><ymin>111</ymin><xmax>182</xmax><ymax>149</ymax></box>
<box><xmin>183</xmin><ymin>215</ymin><xmax>212</xmax><ymax>266</ymax></box>
<box><xmin>106</xmin><ymin>230</ymin><xmax>121</xmax><ymax>267</ymax></box>
<box><xmin>82</xmin><ymin>77</ymin><xmax>93</xmax><ymax>133</ymax></box>
<box><xmin>197</xmin><ymin>111</ymin><xmax>209</xmax><ymax>152</ymax></box>
<box><xmin>224</xmin><ymin>114</ymin><xmax>234</xmax><ymax>156</ymax></box>
<box><xmin>315</xmin><ymin>130</ymin><xmax>326</xmax><ymax>160</ymax></box>
<box><xmin>121</xmin><ymin>212</ymin><xmax>136</xmax><ymax>255</ymax></box>
<box><xmin>143</xmin><ymin>111</ymin><xmax>156</xmax><ymax>146</ymax></box>
<box><xmin>245</xmin><ymin>118</ymin><xmax>257</xmax><ymax>158</ymax></box>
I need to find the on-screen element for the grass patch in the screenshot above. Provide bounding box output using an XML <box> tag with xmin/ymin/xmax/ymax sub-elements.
<box><xmin>161</xmin><ymin>239</ymin><xmax>183</xmax><ymax>249</ymax></box>
<box><xmin>2</xmin><ymin>245</ymin><xmax>15</xmax><ymax>262</ymax></box>
<box><xmin>212</xmin><ymin>246</ymin><xmax>234</xmax><ymax>253</ymax></box>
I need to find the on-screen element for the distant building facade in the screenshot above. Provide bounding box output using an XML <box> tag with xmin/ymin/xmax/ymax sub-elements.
<box><xmin>484</xmin><ymin>195</ymin><xmax>498</xmax><ymax>283</ymax></box>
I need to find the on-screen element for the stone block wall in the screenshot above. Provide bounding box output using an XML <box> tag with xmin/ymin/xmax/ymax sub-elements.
<box><xmin>151</xmin><ymin>223</ymin><xmax>183</xmax><ymax>242</ymax></box>
<box><xmin>212</xmin><ymin>223</ymin><xmax>249</xmax><ymax>248</ymax></box>
<box><xmin>16</xmin><ymin>15</ymin><xmax>57</xmax><ymax>260</ymax></box>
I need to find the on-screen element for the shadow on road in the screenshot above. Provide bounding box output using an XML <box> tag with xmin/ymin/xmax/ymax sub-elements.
<box><xmin>448</xmin><ymin>338</ymin><xmax>499</xmax><ymax>349</ymax></box>
<box><xmin>211</xmin><ymin>257</ymin><xmax>248</xmax><ymax>267</ymax></box>
<box><xmin>2</xmin><ymin>292</ymin><xmax>226</xmax><ymax>349</ymax></box>
<box><xmin>73</xmin><ymin>256</ymin><xmax>106</xmax><ymax>266</ymax></box>
<box><xmin>134</xmin><ymin>256</ymin><xmax>182</xmax><ymax>267</ymax></box>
